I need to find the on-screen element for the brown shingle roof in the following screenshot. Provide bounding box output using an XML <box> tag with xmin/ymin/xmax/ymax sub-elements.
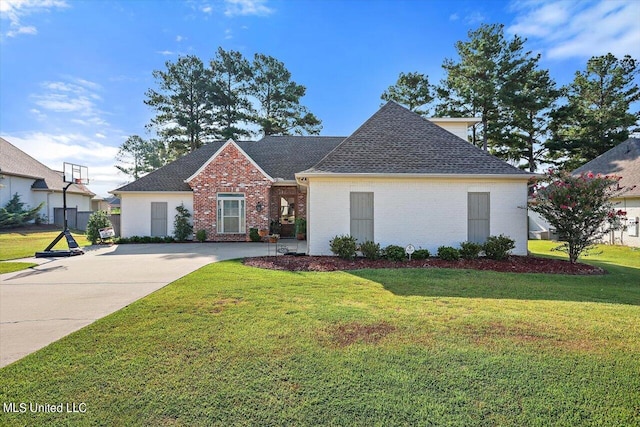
<box><xmin>113</xmin><ymin>102</ymin><xmax>531</xmax><ymax>193</ymax></box>
<box><xmin>0</xmin><ymin>137</ymin><xmax>95</xmax><ymax>196</ymax></box>
<box><xmin>302</xmin><ymin>102</ymin><xmax>529</xmax><ymax>176</ymax></box>
<box><xmin>574</xmin><ymin>138</ymin><xmax>640</xmax><ymax>197</ymax></box>
<box><xmin>113</xmin><ymin>136</ymin><xmax>346</xmax><ymax>192</ymax></box>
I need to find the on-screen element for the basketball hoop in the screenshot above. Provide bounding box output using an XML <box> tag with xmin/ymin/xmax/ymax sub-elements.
<box><xmin>36</xmin><ymin>162</ymin><xmax>90</xmax><ymax>258</ymax></box>
<box><xmin>64</xmin><ymin>162</ymin><xmax>89</xmax><ymax>185</ymax></box>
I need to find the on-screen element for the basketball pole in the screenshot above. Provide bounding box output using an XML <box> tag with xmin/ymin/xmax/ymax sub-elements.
<box><xmin>36</xmin><ymin>180</ymin><xmax>83</xmax><ymax>257</ymax></box>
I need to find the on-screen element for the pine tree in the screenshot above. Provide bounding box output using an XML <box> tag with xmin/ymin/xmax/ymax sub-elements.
<box><xmin>145</xmin><ymin>55</ymin><xmax>216</xmax><ymax>156</ymax></box>
<box><xmin>380</xmin><ymin>72</ymin><xmax>434</xmax><ymax>116</ymax></box>
<box><xmin>250</xmin><ymin>53</ymin><xmax>321</xmax><ymax>136</ymax></box>
<box><xmin>548</xmin><ymin>54</ymin><xmax>639</xmax><ymax>170</ymax></box>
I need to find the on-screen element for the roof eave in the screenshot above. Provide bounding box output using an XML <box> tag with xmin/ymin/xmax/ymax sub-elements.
<box><xmin>110</xmin><ymin>190</ymin><xmax>193</xmax><ymax>195</ymax></box>
<box><xmin>295</xmin><ymin>172</ymin><xmax>533</xmax><ymax>180</ymax></box>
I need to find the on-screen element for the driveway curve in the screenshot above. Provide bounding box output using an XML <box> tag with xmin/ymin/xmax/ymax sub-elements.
<box><xmin>0</xmin><ymin>242</ymin><xmax>284</xmax><ymax>367</ymax></box>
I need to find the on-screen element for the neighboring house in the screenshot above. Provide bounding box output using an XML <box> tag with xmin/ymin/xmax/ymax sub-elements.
<box><xmin>112</xmin><ymin>102</ymin><xmax>531</xmax><ymax>255</ymax></box>
<box><xmin>574</xmin><ymin>138</ymin><xmax>640</xmax><ymax>247</ymax></box>
<box><xmin>0</xmin><ymin>137</ymin><xmax>95</xmax><ymax>225</ymax></box>
<box><xmin>105</xmin><ymin>196</ymin><xmax>121</xmax><ymax>212</ymax></box>
<box><xmin>91</xmin><ymin>196</ymin><xmax>111</xmax><ymax>212</ymax></box>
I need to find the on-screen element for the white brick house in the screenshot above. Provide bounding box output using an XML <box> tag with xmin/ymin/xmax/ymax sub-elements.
<box><xmin>296</xmin><ymin>102</ymin><xmax>531</xmax><ymax>255</ymax></box>
<box><xmin>113</xmin><ymin>102</ymin><xmax>532</xmax><ymax>255</ymax></box>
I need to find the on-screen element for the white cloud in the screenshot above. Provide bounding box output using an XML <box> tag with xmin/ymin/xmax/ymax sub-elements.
<box><xmin>508</xmin><ymin>0</ymin><xmax>640</xmax><ymax>59</ymax></box>
<box><xmin>224</xmin><ymin>28</ymin><xmax>232</xmax><ymax>39</ymax></box>
<box><xmin>176</xmin><ymin>35</ymin><xmax>185</xmax><ymax>42</ymax></box>
<box><xmin>157</xmin><ymin>50</ymin><xmax>175</xmax><ymax>56</ymax></box>
<box><xmin>1</xmin><ymin>132</ymin><xmax>122</xmax><ymax>197</ymax></box>
<box><xmin>224</xmin><ymin>0</ymin><xmax>273</xmax><ymax>17</ymax></box>
<box><xmin>449</xmin><ymin>13</ymin><xmax>459</xmax><ymax>21</ymax></box>
<box><xmin>0</xmin><ymin>0</ymin><xmax>68</xmax><ymax>38</ymax></box>
<box><xmin>32</xmin><ymin>78</ymin><xmax>104</xmax><ymax>121</ymax></box>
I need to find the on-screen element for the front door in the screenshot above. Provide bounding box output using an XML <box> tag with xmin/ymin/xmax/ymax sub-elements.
<box><xmin>271</xmin><ymin>187</ymin><xmax>298</xmax><ymax>238</ymax></box>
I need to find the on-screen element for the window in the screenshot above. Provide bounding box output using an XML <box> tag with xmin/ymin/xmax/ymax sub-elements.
<box><xmin>468</xmin><ymin>192</ymin><xmax>490</xmax><ymax>244</ymax></box>
<box><xmin>217</xmin><ymin>193</ymin><xmax>245</xmax><ymax>233</ymax></box>
<box><xmin>150</xmin><ymin>202</ymin><xmax>168</xmax><ymax>237</ymax></box>
<box><xmin>350</xmin><ymin>192</ymin><xmax>374</xmax><ymax>243</ymax></box>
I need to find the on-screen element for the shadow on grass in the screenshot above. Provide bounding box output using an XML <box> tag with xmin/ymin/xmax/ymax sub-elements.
<box><xmin>349</xmin><ymin>263</ymin><xmax>640</xmax><ymax>306</ymax></box>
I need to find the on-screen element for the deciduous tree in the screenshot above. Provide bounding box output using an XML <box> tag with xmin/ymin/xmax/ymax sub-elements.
<box><xmin>529</xmin><ymin>169</ymin><xmax>629</xmax><ymax>263</ymax></box>
<box><xmin>115</xmin><ymin>135</ymin><xmax>159</xmax><ymax>180</ymax></box>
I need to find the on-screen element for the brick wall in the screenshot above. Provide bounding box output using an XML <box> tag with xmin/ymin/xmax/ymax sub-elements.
<box><xmin>188</xmin><ymin>142</ymin><xmax>272</xmax><ymax>241</ymax></box>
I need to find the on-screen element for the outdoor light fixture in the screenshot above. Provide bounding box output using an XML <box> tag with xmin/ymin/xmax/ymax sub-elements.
<box><xmin>256</xmin><ymin>202</ymin><xmax>263</xmax><ymax>212</ymax></box>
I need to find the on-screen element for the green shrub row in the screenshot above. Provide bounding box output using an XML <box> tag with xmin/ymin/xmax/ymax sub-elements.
<box><xmin>329</xmin><ymin>234</ymin><xmax>515</xmax><ymax>261</ymax></box>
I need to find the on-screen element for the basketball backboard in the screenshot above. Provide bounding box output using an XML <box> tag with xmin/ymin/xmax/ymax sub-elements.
<box><xmin>63</xmin><ymin>162</ymin><xmax>89</xmax><ymax>184</ymax></box>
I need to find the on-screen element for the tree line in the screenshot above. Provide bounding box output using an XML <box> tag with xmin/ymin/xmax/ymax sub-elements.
<box><xmin>117</xmin><ymin>47</ymin><xmax>321</xmax><ymax>179</ymax></box>
<box><xmin>117</xmin><ymin>24</ymin><xmax>639</xmax><ymax>180</ymax></box>
<box><xmin>381</xmin><ymin>23</ymin><xmax>639</xmax><ymax>172</ymax></box>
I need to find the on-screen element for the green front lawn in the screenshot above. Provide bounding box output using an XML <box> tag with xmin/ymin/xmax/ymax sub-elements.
<box><xmin>529</xmin><ymin>239</ymin><xmax>640</xmax><ymax>269</ymax></box>
<box><xmin>0</xmin><ymin>228</ymin><xmax>91</xmax><ymax>261</ymax></box>
<box><xmin>0</xmin><ymin>262</ymin><xmax>38</xmax><ymax>274</ymax></box>
<box><xmin>1</xmin><ymin>250</ymin><xmax>638</xmax><ymax>426</ymax></box>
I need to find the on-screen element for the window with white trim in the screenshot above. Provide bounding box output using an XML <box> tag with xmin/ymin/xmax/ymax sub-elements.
<box><xmin>217</xmin><ymin>193</ymin><xmax>246</xmax><ymax>233</ymax></box>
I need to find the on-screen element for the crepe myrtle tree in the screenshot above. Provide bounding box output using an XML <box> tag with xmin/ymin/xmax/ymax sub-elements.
<box><xmin>529</xmin><ymin>169</ymin><xmax>630</xmax><ymax>263</ymax></box>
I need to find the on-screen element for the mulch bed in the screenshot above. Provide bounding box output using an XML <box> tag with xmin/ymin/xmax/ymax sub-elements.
<box><xmin>243</xmin><ymin>255</ymin><xmax>605</xmax><ymax>275</ymax></box>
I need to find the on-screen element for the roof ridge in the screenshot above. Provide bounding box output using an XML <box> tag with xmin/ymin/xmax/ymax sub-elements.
<box><xmin>302</xmin><ymin>101</ymin><xmax>528</xmax><ymax>176</ymax></box>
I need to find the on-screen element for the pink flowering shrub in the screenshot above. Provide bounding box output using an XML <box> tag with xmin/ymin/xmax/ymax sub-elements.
<box><xmin>529</xmin><ymin>169</ymin><xmax>628</xmax><ymax>263</ymax></box>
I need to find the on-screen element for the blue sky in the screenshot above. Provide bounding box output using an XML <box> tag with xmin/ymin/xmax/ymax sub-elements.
<box><xmin>1</xmin><ymin>0</ymin><xmax>639</xmax><ymax>197</ymax></box>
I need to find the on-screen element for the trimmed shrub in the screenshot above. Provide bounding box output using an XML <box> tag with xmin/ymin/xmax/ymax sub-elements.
<box><xmin>483</xmin><ymin>235</ymin><xmax>515</xmax><ymax>260</ymax></box>
<box><xmin>86</xmin><ymin>210</ymin><xmax>113</xmax><ymax>244</ymax></box>
<box><xmin>249</xmin><ymin>228</ymin><xmax>260</xmax><ymax>242</ymax></box>
<box><xmin>460</xmin><ymin>241</ymin><xmax>483</xmax><ymax>260</ymax></box>
<box><xmin>360</xmin><ymin>241</ymin><xmax>381</xmax><ymax>260</ymax></box>
<box><xmin>196</xmin><ymin>229</ymin><xmax>207</xmax><ymax>243</ymax></box>
<box><xmin>437</xmin><ymin>246</ymin><xmax>460</xmax><ymax>261</ymax></box>
<box><xmin>329</xmin><ymin>235</ymin><xmax>358</xmax><ymax>260</ymax></box>
<box><xmin>412</xmin><ymin>248</ymin><xmax>431</xmax><ymax>260</ymax></box>
<box><xmin>383</xmin><ymin>245</ymin><xmax>406</xmax><ymax>262</ymax></box>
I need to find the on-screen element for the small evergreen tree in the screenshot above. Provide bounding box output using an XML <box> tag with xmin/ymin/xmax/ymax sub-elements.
<box><xmin>0</xmin><ymin>193</ymin><xmax>44</xmax><ymax>229</ymax></box>
<box><xmin>173</xmin><ymin>204</ymin><xmax>193</xmax><ymax>241</ymax></box>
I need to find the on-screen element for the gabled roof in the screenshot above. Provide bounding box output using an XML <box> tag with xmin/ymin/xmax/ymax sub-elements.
<box><xmin>0</xmin><ymin>137</ymin><xmax>95</xmax><ymax>196</ymax></box>
<box><xmin>186</xmin><ymin>139</ymin><xmax>274</xmax><ymax>183</ymax></box>
<box><xmin>113</xmin><ymin>136</ymin><xmax>346</xmax><ymax>192</ymax></box>
<box><xmin>574</xmin><ymin>138</ymin><xmax>640</xmax><ymax>197</ymax></box>
<box><xmin>300</xmin><ymin>101</ymin><xmax>529</xmax><ymax>177</ymax></box>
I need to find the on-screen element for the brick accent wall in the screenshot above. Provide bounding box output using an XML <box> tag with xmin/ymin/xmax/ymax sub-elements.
<box><xmin>188</xmin><ymin>142</ymin><xmax>272</xmax><ymax>241</ymax></box>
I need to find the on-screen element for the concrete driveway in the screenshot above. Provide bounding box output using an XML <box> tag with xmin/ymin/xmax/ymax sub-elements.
<box><xmin>0</xmin><ymin>241</ymin><xmax>296</xmax><ymax>368</ymax></box>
